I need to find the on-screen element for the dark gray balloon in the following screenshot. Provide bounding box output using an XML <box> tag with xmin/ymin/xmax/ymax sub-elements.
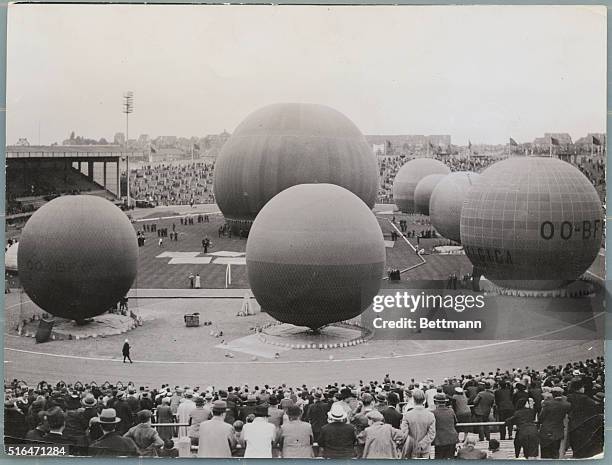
<box><xmin>18</xmin><ymin>196</ymin><xmax>138</xmax><ymax>320</ymax></box>
<box><xmin>246</xmin><ymin>184</ymin><xmax>385</xmax><ymax>330</ymax></box>
<box><xmin>214</xmin><ymin>103</ymin><xmax>378</xmax><ymax>230</ymax></box>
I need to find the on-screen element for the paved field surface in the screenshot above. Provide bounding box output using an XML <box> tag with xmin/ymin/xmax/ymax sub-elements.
<box><xmin>5</xmin><ymin>293</ymin><xmax>604</xmax><ymax>387</ymax></box>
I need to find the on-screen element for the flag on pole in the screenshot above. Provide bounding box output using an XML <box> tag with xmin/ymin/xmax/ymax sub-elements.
<box><xmin>509</xmin><ymin>137</ymin><xmax>518</xmax><ymax>146</ymax></box>
<box><xmin>550</xmin><ymin>137</ymin><xmax>560</xmax><ymax>146</ymax></box>
<box><xmin>592</xmin><ymin>135</ymin><xmax>602</xmax><ymax>146</ymax></box>
<box><xmin>468</xmin><ymin>140</ymin><xmax>472</xmax><ymax>149</ymax></box>
<box><xmin>194</xmin><ymin>143</ymin><xmax>201</xmax><ymax>150</ymax></box>
<box><xmin>150</xmin><ymin>146</ymin><xmax>157</xmax><ymax>154</ymax></box>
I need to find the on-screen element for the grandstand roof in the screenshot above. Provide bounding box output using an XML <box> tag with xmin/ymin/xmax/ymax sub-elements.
<box><xmin>6</xmin><ymin>145</ymin><xmax>145</xmax><ymax>159</ymax></box>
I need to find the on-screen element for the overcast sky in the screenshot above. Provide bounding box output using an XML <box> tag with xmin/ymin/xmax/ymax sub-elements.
<box><xmin>6</xmin><ymin>4</ymin><xmax>606</xmax><ymax>145</ymax></box>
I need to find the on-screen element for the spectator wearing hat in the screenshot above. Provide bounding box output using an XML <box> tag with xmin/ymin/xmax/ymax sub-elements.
<box><xmin>494</xmin><ymin>380</ymin><xmax>515</xmax><ymax>440</ymax></box>
<box><xmin>381</xmin><ymin>392</ymin><xmax>403</xmax><ymax>429</ymax></box>
<box><xmin>359</xmin><ymin>409</ymin><xmax>403</xmax><ymax>459</ymax></box>
<box><xmin>505</xmin><ymin>397</ymin><xmax>539</xmax><ymax>458</ymax></box>
<box><xmin>113</xmin><ymin>391</ymin><xmax>133</xmax><ymax>435</ymax></box>
<box><xmin>279</xmin><ymin>405</ymin><xmax>314</xmax><ymax>458</ymax></box>
<box><xmin>176</xmin><ymin>390</ymin><xmax>196</xmax><ymax>438</ymax></box>
<box><xmin>123</xmin><ymin>409</ymin><xmax>164</xmax><ymax>456</ymax></box>
<box><xmin>156</xmin><ymin>397</ymin><xmax>175</xmax><ymax>441</ymax></box>
<box><xmin>242</xmin><ymin>404</ymin><xmax>278</xmax><ymax>458</ymax></box>
<box><xmin>62</xmin><ymin>394</ymin><xmax>88</xmax><ymax>453</ymax></box>
<box><xmin>352</xmin><ymin>392</ymin><xmax>375</xmax><ymax>437</ymax></box>
<box><xmin>566</xmin><ymin>379</ymin><xmax>603</xmax><ymax>458</ymax></box>
<box><xmin>188</xmin><ymin>397</ymin><xmax>212</xmax><ymax>444</ymax></box>
<box><xmin>318</xmin><ymin>403</ymin><xmax>357</xmax><ymax>459</ymax></box>
<box><xmin>239</xmin><ymin>395</ymin><xmax>258</xmax><ymax>422</ymax></box>
<box><xmin>90</xmin><ymin>408</ymin><xmax>138</xmax><ymax>457</ymax></box>
<box><xmin>169</xmin><ymin>388</ymin><xmax>182</xmax><ymax>415</ymax></box>
<box><xmin>280</xmin><ymin>391</ymin><xmax>295</xmax><ymax>411</ymax></box>
<box><xmin>400</xmin><ymin>389</ymin><xmax>435</xmax><ymax>458</ymax></box>
<box><xmin>305</xmin><ymin>391</ymin><xmax>329</xmax><ymax>443</ymax></box>
<box><xmin>126</xmin><ymin>388</ymin><xmax>140</xmax><ymax>414</ymax></box>
<box><xmin>513</xmin><ymin>382</ymin><xmax>529</xmax><ymax>408</ymax></box>
<box><xmin>425</xmin><ymin>383</ymin><xmax>438</xmax><ymax>411</ymax></box>
<box><xmin>432</xmin><ymin>393</ymin><xmax>458</xmax><ymax>459</ymax></box>
<box><xmin>198</xmin><ymin>400</ymin><xmax>236</xmax><ymax>457</ymax></box>
<box><xmin>139</xmin><ymin>392</ymin><xmax>153</xmax><ymax>411</ymax></box>
<box><xmin>472</xmin><ymin>383</ymin><xmax>495</xmax><ymax>441</ymax></box>
<box><xmin>451</xmin><ymin>387</ymin><xmax>471</xmax><ymax>441</ymax></box>
<box><xmin>79</xmin><ymin>394</ymin><xmax>99</xmax><ymax>428</ymax></box>
<box><xmin>375</xmin><ymin>391</ymin><xmax>389</xmax><ymax>413</ymax></box>
<box><xmin>267</xmin><ymin>396</ymin><xmax>284</xmax><ymax>429</ymax></box>
<box><xmin>456</xmin><ymin>436</ymin><xmax>486</xmax><ymax>459</ymax></box>
<box><xmin>4</xmin><ymin>398</ymin><xmax>27</xmax><ymax>444</ymax></box>
<box><xmin>538</xmin><ymin>386</ymin><xmax>570</xmax><ymax>459</ymax></box>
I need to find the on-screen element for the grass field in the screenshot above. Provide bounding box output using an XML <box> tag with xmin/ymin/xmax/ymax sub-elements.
<box><xmin>129</xmin><ymin>210</ymin><xmax>453</xmax><ymax>289</ymax></box>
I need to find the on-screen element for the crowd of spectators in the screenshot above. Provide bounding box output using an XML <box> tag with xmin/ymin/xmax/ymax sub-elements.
<box><xmin>377</xmin><ymin>154</ymin><xmax>498</xmax><ymax>204</ymax></box>
<box><xmin>377</xmin><ymin>152</ymin><xmax>606</xmax><ymax>205</ymax></box>
<box><xmin>4</xmin><ymin>357</ymin><xmax>604</xmax><ymax>459</ymax></box>
<box><xmin>129</xmin><ymin>162</ymin><xmax>215</xmax><ymax>207</ymax></box>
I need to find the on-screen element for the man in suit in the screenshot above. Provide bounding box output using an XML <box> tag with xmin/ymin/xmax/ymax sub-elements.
<box><xmin>381</xmin><ymin>392</ymin><xmax>402</xmax><ymax>429</ymax></box>
<box><xmin>472</xmin><ymin>383</ymin><xmax>495</xmax><ymax>441</ymax></box>
<box><xmin>432</xmin><ymin>394</ymin><xmax>458</xmax><ymax>459</ymax></box>
<box><xmin>539</xmin><ymin>387</ymin><xmax>571</xmax><ymax>459</ymax></box>
<box><xmin>305</xmin><ymin>392</ymin><xmax>330</xmax><ymax>443</ymax></box>
<box><xmin>38</xmin><ymin>407</ymin><xmax>77</xmax><ymax>454</ymax></box>
<box><xmin>89</xmin><ymin>409</ymin><xmax>138</xmax><ymax>456</ymax></box>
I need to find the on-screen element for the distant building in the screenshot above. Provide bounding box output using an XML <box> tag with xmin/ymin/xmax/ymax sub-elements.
<box><xmin>15</xmin><ymin>138</ymin><xmax>30</xmax><ymax>146</ymax></box>
<box><xmin>114</xmin><ymin>132</ymin><xmax>126</xmax><ymax>146</ymax></box>
<box><xmin>157</xmin><ymin>136</ymin><xmax>178</xmax><ymax>147</ymax></box>
<box><xmin>575</xmin><ymin>133</ymin><xmax>606</xmax><ymax>146</ymax></box>
<box><xmin>138</xmin><ymin>134</ymin><xmax>150</xmax><ymax>146</ymax></box>
<box><xmin>533</xmin><ymin>132</ymin><xmax>573</xmax><ymax>147</ymax></box>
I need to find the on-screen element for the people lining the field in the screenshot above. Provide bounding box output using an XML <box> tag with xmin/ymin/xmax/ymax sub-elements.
<box><xmin>3</xmin><ymin>356</ymin><xmax>604</xmax><ymax>458</ymax></box>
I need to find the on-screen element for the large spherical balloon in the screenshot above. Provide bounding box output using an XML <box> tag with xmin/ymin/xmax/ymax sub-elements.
<box><xmin>460</xmin><ymin>158</ymin><xmax>603</xmax><ymax>290</ymax></box>
<box><xmin>246</xmin><ymin>184</ymin><xmax>385</xmax><ymax>330</ymax></box>
<box><xmin>430</xmin><ymin>172</ymin><xmax>480</xmax><ymax>242</ymax></box>
<box><xmin>214</xmin><ymin>103</ymin><xmax>378</xmax><ymax>229</ymax></box>
<box><xmin>414</xmin><ymin>174</ymin><xmax>447</xmax><ymax>215</ymax></box>
<box><xmin>393</xmin><ymin>159</ymin><xmax>450</xmax><ymax>213</ymax></box>
<box><xmin>18</xmin><ymin>196</ymin><xmax>138</xmax><ymax>320</ymax></box>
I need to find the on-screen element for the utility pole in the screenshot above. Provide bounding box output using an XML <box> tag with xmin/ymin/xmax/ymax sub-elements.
<box><xmin>123</xmin><ymin>91</ymin><xmax>134</xmax><ymax>207</ymax></box>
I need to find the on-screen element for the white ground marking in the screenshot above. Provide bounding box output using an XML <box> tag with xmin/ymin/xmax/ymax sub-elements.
<box><xmin>5</xmin><ymin>311</ymin><xmax>602</xmax><ymax>366</ymax></box>
<box><xmin>168</xmin><ymin>257</ymin><xmax>213</xmax><ymax>264</ymax></box>
<box><xmin>212</xmin><ymin>257</ymin><xmax>246</xmax><ymax>265</ymax></box>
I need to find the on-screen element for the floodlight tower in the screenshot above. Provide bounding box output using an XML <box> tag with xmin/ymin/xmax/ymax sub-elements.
<box><xmin>123</xmin><ymin>91</ymin><xmax>134</xmax><ymax>207</ymax></box>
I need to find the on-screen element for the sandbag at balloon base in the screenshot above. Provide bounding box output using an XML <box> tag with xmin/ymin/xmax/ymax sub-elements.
<box><xmin>35</xmin><ymin>318</ymin><xmax>55</xmax><ymax>343</ymax></box>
